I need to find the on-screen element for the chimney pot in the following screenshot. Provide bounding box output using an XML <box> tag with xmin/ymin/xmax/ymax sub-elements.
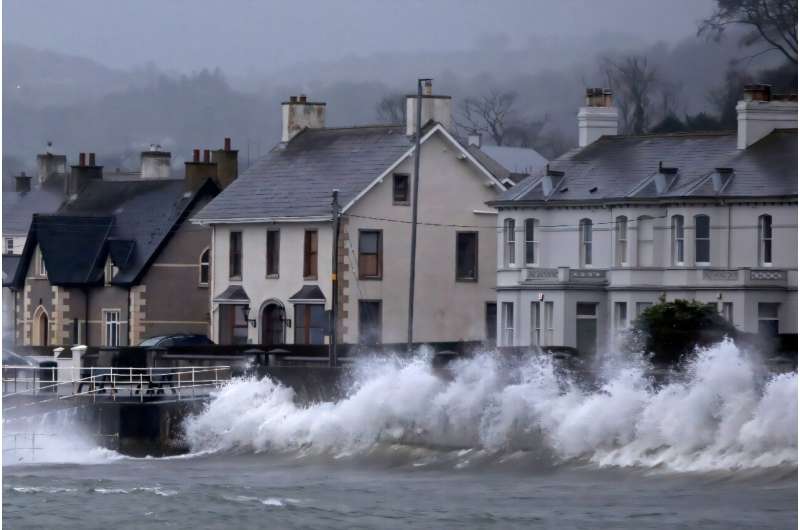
<box><xmin>224</xmin><ymin>137</ymin><xmax>231</xmax><ymax>151</ymax></box>
<box><xmin>743</xmin><ymin>84</ymin><xmax>772</xmax><ymax>102</ymax></box>
<box><xmin>89</xmin><ymin>153</ymin><xmax>96</xmax><ymax>166</ymax></box>
<box><xmin>79</xmin><ymin>152</ymin><xmax>86</xmax><ymax>167</ymax></box>
<box><xmin>289</xmin><ymin>96</ymin><xmax>298</xmax><ymax>103</ymax></box>
<box><xmin>193</xmin><ymin>149</ymin><xmax>200</xmax><ymax>162</ymax></box>
<box><xmin>299</xmin><ymin>94</ymin><xmax>307</xmax><ymax>103</ymax></box>
<box><xmin>578</xmin><ymin>87</ymin><xmax>619</xmax><ymax>147</ymax></box>
<box><xmin>203</xmin><ymin>149</ymin><xmax>210</xmax><ymax>163</ymax></box>
<box><xmin>421</xmin><ymin>79</ymin><xmax>433</xmax><ymax>96</ymax></box>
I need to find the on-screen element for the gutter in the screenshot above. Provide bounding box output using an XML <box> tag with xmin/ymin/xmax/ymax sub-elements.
<box><xmin>191</xmin><ymin>215</ymin><xmax>333</xmax><ymax>225</ymax></box>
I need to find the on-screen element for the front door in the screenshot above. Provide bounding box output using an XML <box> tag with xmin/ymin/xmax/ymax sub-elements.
<box><xmin>261</xmin><ymin>304</ymin><xmax>285</xmax><ymax>345</ymax></box>
<box><xmin>485</xmin><ymin>302</ymin><xmax>497</xmax><ymax>346</ymax></box>
<box><xmin>576</xmin><ymin>302</ymin><xmax>598</xmax><ymax>356</ymax></box>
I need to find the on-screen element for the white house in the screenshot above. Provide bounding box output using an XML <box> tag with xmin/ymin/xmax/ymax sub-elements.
<box><xmin>489</xmin><ymin>85</ymin><xmax>797</xmax><ymax>354</ymax></box>
<box><xmin>193</xmin><ymin>83</ymin><xmax>513</xmax><ymax>346</ymax></box>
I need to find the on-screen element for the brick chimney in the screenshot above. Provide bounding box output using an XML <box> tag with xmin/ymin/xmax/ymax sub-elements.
<box><xmin>577</xmin><ymin>88</ymin><xmax>619</xmax><ymax>147</ymax></box>
<box><xmin>15</xmin><ymin>171</ymin><xmax>32</xmax><ymax>193</ymax></box>
<box><xmin>140</xmin><ymin>145</ymin><xmax>172</xmax><ymax>179</ymax></box>
<box><xmin>405</xmin><ymin>80</ymin><xmax>453</xmax><ymax>136</ymax></box>
<box><xmin>184</xmin><ymin>147</ymin><xmax>217</xmax><ymax>192</ymax></box>
<box><xmin>211</xmin><ymin>137</ymin><xmax>239</xmax><ymax>189</ymax></box>
<box><xmin>66</xmin><ymin>152</ymin><xmax>102</xmax><ymax>196</ymax></box>
<box><xmin>736</xmin><ymin>84</ymin><xmax>798</xmax><ymax>149</ymax></box>
<box><xmin>281</xmin><ymin>95</ymin><xmax>326</xmax><ymax>143</ymax></box>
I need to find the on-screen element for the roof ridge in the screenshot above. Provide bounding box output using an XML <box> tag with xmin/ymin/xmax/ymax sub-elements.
<box><xmin>604</xmin><ymin>130</ymin><xmax>736</xmax><ymax>139</ymax></box>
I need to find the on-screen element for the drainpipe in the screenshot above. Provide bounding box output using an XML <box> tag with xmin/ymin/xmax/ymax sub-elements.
<box><xmin>727</xmin><ymin>203</ymin><xmax>732</xmax><ymax>268</ymax></box>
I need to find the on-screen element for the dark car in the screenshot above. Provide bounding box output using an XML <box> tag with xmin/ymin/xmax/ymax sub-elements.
<box><xmin>137</xmin><ymin>334</ymin><xmax>215</xmax><ymax>348</ymax></box>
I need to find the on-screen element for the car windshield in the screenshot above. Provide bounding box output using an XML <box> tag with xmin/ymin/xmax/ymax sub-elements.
<box><xmin>138</xmin><ymin>336</ymin><xmax>166</xmax><ymax>347</ymax></box>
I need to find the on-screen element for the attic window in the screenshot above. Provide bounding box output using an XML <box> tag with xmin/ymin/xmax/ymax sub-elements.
<box><xmin>560</xmin><ymin>187</ymin><xmax>569</xmax><ymax>193</ymax></box>
<box><xmin>104</xmin><ymin>259</ymin><xmax>115</xmax><ymax>285</ymax></box>
<box><xmin>712</xmin><ymin>168</ymin><xmax>734</xmax><ymax>193</ymax></box>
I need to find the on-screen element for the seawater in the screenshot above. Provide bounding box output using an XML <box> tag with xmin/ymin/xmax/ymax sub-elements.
<box><xmin>3</xmin><ymin>339</ymin><xmax>797</xmax><ymax>529</ymax></box>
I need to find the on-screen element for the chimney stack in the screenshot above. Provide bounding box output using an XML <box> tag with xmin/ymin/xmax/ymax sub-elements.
<box><xmin>140</xmin><ymin>148</ymin><xmax>171</xmax><ymax>179</ymax></box>
<box><xmin>281</xmin><ymin>95</ymin><xmax>326</xmax><ymax>142</ymax></box>
<box><xmin>577</xmin><ymin>88</ymin><xmax>619</xmax><ymax>147</ymax></box>
<box><xmin>212</xmin><ymin>137</ymin><xmax>239</xmax><ymax>189</ymax></box>
<box><xmin>15</xmin><ymin>172</ymin><xmax>32</xmax><ymax>193</ymax></box>
<box><xmin>184</xmin><ymin>146</ymin><xmax>218</xmax><ymax>192</ymax></box>
<box><xmin>66</xmin><ymin>152</ymin><xmax>102</xmax><ymax>196</ymax></box>
<box><xmin>468</xmin><ymin>133</ymin><xmax>482</xmax><ymax>148</ymax></box>
<box><xmin>736</xmin><ymin>83</ymin><xmax>797</xmax><ymax>149</ymax></box>
<box><xmin>405</xmin><ymin>79</ymin><xmax>452</xmax><ymax>136</ymax></box>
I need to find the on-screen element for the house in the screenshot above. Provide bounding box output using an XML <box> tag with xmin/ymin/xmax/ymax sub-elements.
<box><xmin>193</xmin><ymin>83</ymin><xmax>513</xmax><ymax>346</ymax></box>
<box><xmin>9</xmin><ymin>142</ymin><xmax>237</xmax><ymax>347</ymax></box>
<box><xmin>489</xmin><ymin>85</ymin><xmax>798</xmax><ymax>354</ymax></box>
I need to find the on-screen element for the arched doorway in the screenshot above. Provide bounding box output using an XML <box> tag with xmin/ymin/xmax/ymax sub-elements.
<box><xmin>261</xmin><ymin>302</ymin><xmax>285</xmax><ymax>345</ymax></box>
<box><xmin>32</xmin><ymin>306</ymin><xmax>49</xmax><ymax>346</ymax></box>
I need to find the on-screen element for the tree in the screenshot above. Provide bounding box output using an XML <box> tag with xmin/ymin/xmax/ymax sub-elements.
<box><xmin>456</xmin><ymin>89</ymin><xmax>518</xmax><ymax>145</ymax></box>
<box><xmin>375</xmin><ymin>94</ymin><xmax>406</xmax><ymax>124</ymax></box>
<box><xmin>626</xmin><ymin>299</ymin><xmax>737</xmax><ymax>365</ymax></box>
<box><xmin>601</xmin><ymin>55</ymin><xmax>659</xmax><ymax>135</ymax></box>
<box><xmin>699</xmin><ymin>0</ymin><xmax>798</xmax><ymax>64</ymax></box>
<box><xmin>708</xmin><ymin>65</ymin><xmax>753</xmax><ymax>128</ymax></box>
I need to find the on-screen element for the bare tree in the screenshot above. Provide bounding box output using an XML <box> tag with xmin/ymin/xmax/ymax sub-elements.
<box><xmin>601</xmin><ymin>55</ymin><xmax>659</xmax><ymax>135</ymax></box>
<box><xmin>375</xmin><ymin>94</ymin><xmax>406</xmax><ymax>123</ymax></box>
<box><xmin>699</xmin><ymin>0</ymin><xmax>798</xmax><ymax>64</ymax></box>
<box><xmin>455</xmin><ymin>90</ymin><xmax>518</xmax><ymax>145</ymax></box>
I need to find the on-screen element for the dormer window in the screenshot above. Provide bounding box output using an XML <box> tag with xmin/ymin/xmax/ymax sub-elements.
<box><xmin>36</xmin><ymin>247</ymin><xmax>47</xmax><ymax>278</ymax></box>
<box><xmin>104</xmin><ymin>258</ymin><xmax>115</xmax><ymax>285</ymax></box>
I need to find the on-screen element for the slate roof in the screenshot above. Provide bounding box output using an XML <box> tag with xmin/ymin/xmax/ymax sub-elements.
<box><xmin>13</xmin><ymin>177</ymin><xmax>219</xmax><ymax>288</ymax></box>
<box><xmin>2</xmin><ymin>177</ymin><xmax>65</xmax><ymax>236</ymax></box>
<box><xmin>493</xmin><ymin>129</ymin><xmax>797</xmax><ymax>205</ymax></box>
<box><xmin>480</xmin><ymin>145</ymin><xmax>548</xmax><ymax>176</ymax></box>
<box><xmin>289</xmin><ymin>285</ymin><xmax>326</xmax><ymax>301</ymax></box>
<box><xmin>2</xmin><ymin>255</ymin><xmax>21</xmax><ymax>287</ymax></box>
<box><xmin>214</xmin><ymin>285</ymin><xmax>249</xmax><ymax>302</ymax></box>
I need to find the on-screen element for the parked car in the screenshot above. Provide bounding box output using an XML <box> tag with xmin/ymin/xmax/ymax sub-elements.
<box><xmin>137</xmin><ymin>335</ymin><xmax>215</xmax><ymax>348</ymax></box>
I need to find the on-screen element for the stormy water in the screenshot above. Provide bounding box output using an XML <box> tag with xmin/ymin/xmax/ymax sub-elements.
<box><xmin>3</xmin><ymin>339</ymin><xmax>797</xmax><ymax>529</ymax></box>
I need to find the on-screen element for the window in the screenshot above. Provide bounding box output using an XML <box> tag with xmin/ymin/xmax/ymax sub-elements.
<box><xmin>759</xmin><ymin>214</ymin><xmax>772</xmax><ymax>266</ymax></box>
<box><xmin>501</xmin><ymin>302</ymin><xmax>514</xmax><ymax>345</ymax></box>
<box><xmin>393</xmin><ymin>173</ymin><xmax>410</xmax><ymax>204</ymax></box>
<box><xmin>615</xmin><ymin>216</ymin><xmax>628</xmax><ymax>266</ymax></box>
<box><xmin>485</xmin><ymin>303</ymin><xmax>497</xmax><ymax>345</ymax></box>
<box><xmin>303</xmin><ymin>230</ymin><xmax>318</xmax><ymax>279</ymax></box>
<box><xmin>103</xmin><ymin>310</ymin><xmax>120</xmax><ymax>347</ymax></box>
<box><xmin>672</xmin><ymin>215</ymin><xmax>685</xmax><ymax>265</ymax></box>
<box><xmin>358</xmin><ymin>300</ymin><xmax>382</xmax><ymax>345</ymax></box>
<box><xmin>229</xmin><ymin>231</ymin><xmax>242</xmax><ymax>279</ymax></box>
<box><xmin>757</xmin><ymin>303</ymin><xmax>779</xmax><ymax>337</ymax></box>
<box><xmin>358</xmin><ymin>230</ymin><xmax>382</xmax><ymax>279</ymax></box>
<box><xmin>636</xmin><ymin>302</ymin><xmax>653</xmax><ymax>317</ymax></box>
<box><xmin>36</xmin><ymin>247</ymin><xmax>47</xmax><ymax>277</ymax></box>
<box><xmin>694</xmin><ymin>214</ymin><xmax>710</xmax><ymax>265</ymax></box>
<box><xmin>721</xmin><ymin>302</ymin><xmax>734</xmax><ymax>323</ymax></box>
<box><xmin>614</xmin><ymin>301</ymin><xmax>628</xmax><ymax>331</ymax></box>
<box><xmin>294</xmin><ymin>303</ymin><xmax>326</xmax><ymax>345</ymax></box>
<box><xmin>503</xmin><ymin>219</ymin><xmax>516</xmax><ymax>267</ymax></box>
<box><xmin>543</xmin><ymin>302</ymin><xmax>554</xmax><ymax>345</ymax></box>
<box><xmin>637</xmin><ymin>216</ymin><xmax>654</xmax><ymax>267</ymax></box>
<box><xmin>199</xmin><ymin>249</ymin><xmax>210</xmax><ymax>286</ymax></box>
<box><xmin>104</xmin><ymin>259</ymin><xmax>114</xmax><ymax>285</ymax></box>
<box><xmin>575</xmin><ymin>302</ymin><xmax>598</xmax><ymax>356</ymax></box>
<box><xmin>266</xmin><ymin>230</ymin><xmax>280</xmax><ymax>277</ymax></box>
<box><xmin>579</xmin><ymin>219</ymin><xmax>593</xmax><ymax>267</ymax></box>
<box><xmin>456</xmin><ymin>232</ymin><xmax>478</xmax><ymax>281</ymax></box>
<box><xmin>219</xmin><ymin>304</ymin><xmax>248</xmax><ymax>345</ymax></box>
<box><xmin>524</xmin><ymin>218</ymin><xmax>538</xmax><ymax>265</ymax></box>
<box><xmin>531</xmin><ymin>302</ymin><xmax>542</xmax><ymax>346</ymax></box>
<box><xmin>5</xmin><ymin>238</ymin><xmax>13</xmax><ymax>254</ymax></box>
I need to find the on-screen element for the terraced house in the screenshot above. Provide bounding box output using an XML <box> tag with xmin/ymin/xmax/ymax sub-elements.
<box><xmin>10</xmin><ymin>142</ymin><xmax>237</xmax><ymax>347</ymax></box>
<box><xmin>491</xmin><ymin>85</ymin><xmax>797</xmax><ymax>354</ymax></box>
<box><xmin>193</xmin><ymin>83</ymin><xmax>535</xmax><ymax>346</ymax></box>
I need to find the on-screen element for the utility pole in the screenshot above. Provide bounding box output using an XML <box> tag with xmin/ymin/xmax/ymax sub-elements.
<box><xmin>407</xmin><ymin>78</ymin><xmax>432</xmax><ymax>352</ymax></box>
<box><xmin>330</xmin><ymin>189</ymin><xmax>341</xmax><ymax>367</ymax></box>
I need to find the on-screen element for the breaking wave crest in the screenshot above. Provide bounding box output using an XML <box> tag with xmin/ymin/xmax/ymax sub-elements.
<box><xmin>184</xmin><ymin>339</ymin><xmax>797</xmax><ymax>472</ymax></box>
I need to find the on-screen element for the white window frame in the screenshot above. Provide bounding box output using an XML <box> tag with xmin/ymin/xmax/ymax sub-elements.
<box><xmin>36</xmin><ymin>247</ymin><xmax>47</xmax><ymax>277</ymax></box>
<box><xmin>504</xmin><ymin>219</ymin><xmax>516</xmax><ymax>267</ymax></box>
<box><xmin>637</xmin><ymin>215</ymin><xmax>655</xmax><ymax>267</ymax></box>
<box><xmin>615</xmin><ymin>216</ymin><xmax>628</xmax><ymax>266</ymax></box>
<box><xmin>543</xmin><ymin>301</ymin><xmax>554</xmax><ymax>345</ymax></box>
<box><xmin>524</xmin><ymin>218</ymin><xmax>538</xmax><ymax>266</ymax></box>
<box><xmin>103</xmin><ymin>309</ymin><xmax>121</xmax><ymax>347</ymax></box>
<box><xmin>501</xmin><ymin>302</ymin><xmax>514</xmax><ymax>346</ymax></box>
<box><xmin>199</xmin><ymin>247</ymin><xmax>210</xmax><ymax>286</ymax></box>
<box><xmin>672</xmin><ymin>215</ymin><xmax>685</xmax><ymax>265</ymax></box>
<box><xmin>721</xmin><ymin>302</ymin><xmax>733</xmax><ymax>323</ymax></box>
<box><xmin>694</xmin><ymin>214</ymin><xmax>711</xmax><ymax>266</ymax></box>
<box><xmin>104</xmin><ymin>259</ymin><xmax>114</xmax><ymax>285</ymax></box>
<box><xmin>757</xmin><ymin>303</ymin><xmax>780</xmax><ymax>336</ymax></box>
<box><xmin>5</xmin><ymin>238</ymin><xmax>13</xmax><ymax>254</ymax></box>
<box><xmin>579</xmin><ymin>219</ymin><xmax>593</xmax><ymax>267</ymax></box>
<box><xmin>758</xmin><ymin>214</ymin><xmax>773</xmax><ymax>266</ymax></box>
<box><xmin>531</xmin><ymin>301</ymin><xmax>541</xmax><ymax>346</ymax></box>
<box><xmin>614</xmin><ymin>301</ymin><xmax>628</xmax><ymax>331</ymax></box>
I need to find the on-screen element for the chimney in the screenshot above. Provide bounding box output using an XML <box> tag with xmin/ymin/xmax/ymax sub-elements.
<box><xmin>140</xmin><ymin>147</ymin><xmax>172</xmax><ymax>179</ymax></box>
<box><xmin>468</xmin><ymin>133</ymin><xmax>482</xmax><ymax>148</ymax></box>
<box><xmin>15</xmin><ymin>171</ymin><xmax>32</xmax><ymax>193</ymax></box>
<box><xmin>66</xmin><ymin>152</ymin><xmax>102</xmax><ymax>196</ymax></box>
<box><xmin>36</xmin><ymin>144</ymin><xmax>67</xmax><ymax>186</ymax></box>
<box><xmin>736</xmin><ymin>84</ymin><xmax>798</xmax><ymax>149</ymax></box>
<box><xmin>211</xmin><ymin>136</ymin><xmax>239</xmax><ymax>189</ymax></box>
<box><xmin>405</xmin><ymin>80</ymin><xmax>452</xmax><ymax>136</ymax></box>
<box><xmin>281</xmin><ymin>95</ymin><xmax>326</xmax><ymax>142</ymax></box>
<box><xmin>577</xmin><ymin>88</ymin><xmax>619</xmax><ymax>147</ymax></box>
<box><xmin>184</xmin><ymin>147</ymin><xmax>217</xmax><ymax>192</ymax></box>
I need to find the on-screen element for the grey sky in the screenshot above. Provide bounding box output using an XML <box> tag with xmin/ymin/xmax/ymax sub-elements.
<box><xmin>4</xmin><ymin>0</ymin><xmax>715</xmax><ymax>74</ymax></box>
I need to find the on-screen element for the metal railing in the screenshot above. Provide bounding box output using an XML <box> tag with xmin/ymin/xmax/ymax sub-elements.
<box><xmin>2</xmin><ymin>365</ymin><xmax>232</xmax><ymax>410</ymax></box>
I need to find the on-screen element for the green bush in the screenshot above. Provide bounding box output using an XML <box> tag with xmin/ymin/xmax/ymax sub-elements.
<box><xmin>626</xmin><ymin>299</ymin><xmax>737</xmax><ymax>365</ymax></box>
